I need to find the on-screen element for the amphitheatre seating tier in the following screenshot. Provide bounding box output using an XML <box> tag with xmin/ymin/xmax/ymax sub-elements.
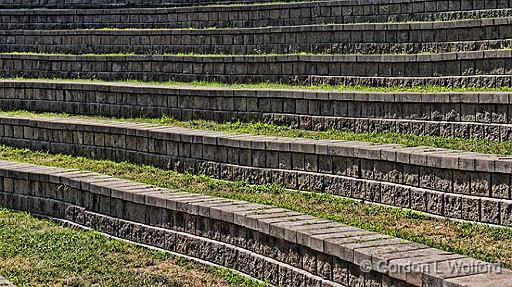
<box><xmin>0</xmin><ymin>0</ymin><xmax>294</xmax><ymax>8</ymax></box>
<box><xmin>1</xmin><ymin>115</ymin><xmax>512</xmax><ymax>227</ymax></box>
<box><xmin>2</xmin><ymin>0</ymin><xmax>512</xmax><ymax>9</ymax></box>
<box><xmin>1</xmin><ymin>4</ymin><xmax>512</xmax><ymax>30</ymax></box>
<box><xmin>1</xmin><ymin>18</ymin><xmax>512</xmax><ymax>55</ymax></box>
<box><xmin>0</xmin><ymin>160</ymin><xmax>511</xmax><ymax>286</ymax></box>
<box><xmin>4</xmin><ymin>0</ymin><xmax>512</xmax><ymax>10</ymax></box>
<box><xmin>2</xmin><ymin>80</ymin><xmax>512</xmax><ymax>141</ymax></box>
<box><xmin>0</xmin><ymin>52</ymin><xmax>511</xmax><ymax>88</ymax></box>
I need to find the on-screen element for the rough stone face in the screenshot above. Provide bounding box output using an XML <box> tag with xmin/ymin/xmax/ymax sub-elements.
<box><xmin>2</xmin><ymin>0</ymin><xmax>512</xmax><ymax>30</ymax></box>
<box><xmin>491</xmin><ymin>174</ymin><xmax>510</xmax><ymax>199</ymax></box>
<box><xmin>1</xmin><ymin>115</ymin><xmax>512</xmax><ymax>227</ymax></box>
<box><xmin>2</xmin><ymin>160</ymin><xmax>511</xmax><ymax>286</ymax></box>
<box><xmin>444</xmin><ymin>194</ymin><xmax>462</xmax><ymax>219</ymax></box>
<box><xmin>480</xmin><ymin>199</ymin><xmax>501</xmax><ymax>225</ymax></box>
<box><xmin>5</xmin><ymin>20</ymin><xmax>512</xmax><ymax>55</ymax></box>
<box><xmin>462</xmin><ymin>197</ymin><xmax>481</xmax><ymax>222</ymax></box>
<box><xmin>453</xmin><ymin>171</ymin><xmax>471</xmax><ymax>195</ymax></box>
<box><xmin>0</xmin><ymin>53</ymin><xmax>511</xmax><ymax>88</ymax></box>
<box><xmin>3</xmin><ymin>80</ymin><xmax>512</xmax><ymax>142</ymax></box>
<box><xmin>471</xmin><ymin>172</ymin><xmax>491</xmax><ymax>197</ymax></box>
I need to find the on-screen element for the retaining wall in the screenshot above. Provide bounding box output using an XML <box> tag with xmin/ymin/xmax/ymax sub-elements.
<box><xmin>1</xmin><ymin>115</ymin><xmax>512</xmax><ymax>227</ymax></box>
<box><xmin>0</xmin><ymin>160</ymin><xmax>511</xmax><ymax>286</ymax></box>
<box><xmin>1</xmin><ymin>52</ymin><xmax>512</xmax><ymax>88</ymax></box>
<box><xmin>2</xmin><ymin>80</ymin><xmax>512</xmax><ymax>141</ymax></box>
<box><xmin>2</xmin><ymin>18</ymin><xmax>512</xmax><ymax>55</ymax></box>
<box><xmin>2</xmin><ymin>4</ymin><xmax>511</xmax><ymax>30</ymax></box>
<box><xmin>2</xmin><ymin>0</ymin><xmax>512</xmax><ymax>9</ymax></box>
<box><xmin>0</xmin><ymin>0</ymin><xmax>286</xmax><ymax>8</ymax></box>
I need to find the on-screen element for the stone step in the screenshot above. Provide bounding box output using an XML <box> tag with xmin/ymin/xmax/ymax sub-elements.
<box><xmin>1</xmin><ymin>114</ymin><xmax>512</xmax><ymax>227</ymax></box>
<box><xmin>1</xmin><ymin>79</ymin><xmax>512</xmax><ymax>141</ymax></box>
<box><xmin>0</xmin><ymin>0</ymin><xmax>295</xmax><ymax>8</ymax></box>
<box><xmin>0</xmin><ymin>159</ymin><xmax>511</xmax><ymax>286</ymax></box>
<box><xmin>1</xmin><ymin>5</ymin><xmax>511</xmax><ymax>30</ymax></box>
<box><xmin>3</xmin><ymin>0</ymin><xmax>512</xmax><ymax>9</ymax></box>
<box><xmin>2</xmin><ymin>17</ymin><xmax>512</xmax><ymax>55</ymax></box>
<box><xmin>0</xmin><ymin>51</ymin><xmax>511</xmax><ymax>88</ymax></box>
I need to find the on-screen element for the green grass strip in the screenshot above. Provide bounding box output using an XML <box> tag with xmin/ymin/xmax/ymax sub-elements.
<box><xmin>4</xmin><ymin>76</ymin><xmax>512</xmax><ymax>93</ymax></box>
<box><xmin>0</xmin><ymin>145</ymin><xmax>510</xmax><ymax>270</ymax></box>
<box><xmin>2</xmin><ymin>109</ymin><xmax>512</xmax><ymax>156</ymax></box>
<box><xmin>0</xmin><ymin>209</ymin><xmax>268</xmax><ymax>286</ymax></box>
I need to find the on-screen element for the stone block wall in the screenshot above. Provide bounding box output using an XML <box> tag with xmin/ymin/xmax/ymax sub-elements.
<box><xmin>0</xmin><ymin>53</ymin><xmax>511</xmax><ymax>88</ymax></box>
<box><xmin>0</xmin><ymin>160</ymin><xmax>510</xmax><ymax>287</ymax></box>
<box><xmin>2</xmin><ymin>1</ymin><xmax>512</xmax><ymax>30</ymax></box>
<box><xmin>2</xmin><ymin>18</ymin><xmax>512</xmax><ymax>55</ymax></box>
<box><xmin>1</xmin><ymin>115</ymin><xmax>512</xmax><ymax>227</ymax></box>
<box><xmin>2</xmin><ymin>80</ymin><xmax>512</xmax><ymax>141</ymax></box>
<box><xmin>0</xmin><ymin>0</ymin><xmax>271</xmax><ymax>8</ymax></box>
<box><xmin>5</xmin><ymin>0</ymin><xmax>512</xmax><ymax>8</ymax></box>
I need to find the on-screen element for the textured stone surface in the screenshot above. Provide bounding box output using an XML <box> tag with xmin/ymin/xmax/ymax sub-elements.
<box><xmin>0</xmin><ymin>115</ymin><xmax>511</xmax><ymax>227</ymax></box>
<box><xmin>3</xmin><ymin>80</ymin><xmax>512</xmax><ymax>141</ymax></box>
<box><xmin>2</xmin><ymin>1</ymin><xmax>512</xmax><ymax>29</ymax></box>
<box><xmin>0</xmin><ymin>52</ymin><xmax>511</xmax><ymax>88</ymax></box>
<box><xmin>0</xmin><ymin>160</ymin><xmax>510</xmax><ymax>287</ymax></box>
<box><xmin>2</xmin><ymin>18</ymin><xmax>512</xmax><ymax>55</ymax></box>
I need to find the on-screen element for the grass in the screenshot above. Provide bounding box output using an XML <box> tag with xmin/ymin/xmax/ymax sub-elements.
<box><xmin>4</xmin><ymin>76</ymin><xmax>512</xmax><ymax>93</ymax></box>
<box><xmin>2</xmin><ymin>109</ymin><xmax>512</xmax><ymax>156</ymax></box>
<box><xmin>0</xmin><ymin>145</ymin><xmax>511</xmax><ymax>270</ymax></box>
<box><xmin>2</xmin><ymin>48</ymin><xmax>512</xmax><ymax>59</ymax></box>
<box><xmin>0</xmin><ymin>51</ymin><xmax>326</xmax><ymax>57</ymax></box>
<box><xmin>0</xmin><ymin>208</ymin><xmax>268</xmax><ymax>287</ymax></box>
<box><xmin>83</xmin><ymin>17</ymin><xmax>504</xmax><ymax>31</ymax></box>
<box><xmin>4</xmin><ymin>51</ymin><xmax>137</xmax><ymax>57</ymax></box>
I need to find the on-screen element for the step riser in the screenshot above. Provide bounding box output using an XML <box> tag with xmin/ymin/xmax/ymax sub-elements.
<box><xmin>5</xmin><ymin>39</ymin><xmax>510</xmax><ymax>56</ymax></box>
<box><xmin>2</xmin><ymin>8</ymin><xmax>511</xmax><ymax>30</ymax></box>
<box><xmin>1</xmin><ymin>81</ymin><xmax>511</xmax><ymax>141</ymax></box>
<box><xmin>4</xmin><ymin>0</ymin><xmax>512</xmax><ymax>10</ymax></box>
<box><xmin>2</xmin><ymin>26</ymin><xmax>511</xmax><ymax>55</ymax></box>
<box><xmin>1</xmin><ymin>116</ymin><xmax>511</xmax><ymax>227</ymax></box>
<box><xmin>1</xmin><ymin>53</ymin><xmax>511</xmax><ymax>88</ymax></box>
<box><xmin>3</xmin><ymin>160</ymin><xmax>508</xmax><ymax>287</ymax></box>
<box><xmin>0</xmin><ymin>162</ymin><xmax>406</xmax><ymax>287</ymax></box>
<box><xmin>15</xmin><ymin>201</ymin><xmax>341</xmax><ymax>287</ymax></box>
<box><xmin>0</xmin><ymin>0</ymin><xmax>273</xmax><ymax>8</ymax></box>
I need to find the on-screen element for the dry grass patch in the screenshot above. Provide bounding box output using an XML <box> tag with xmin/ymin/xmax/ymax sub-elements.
<box><xmin>0</xmin><ymin>209</ymin><xmax>266</xmax><ymax>287</ymax></box>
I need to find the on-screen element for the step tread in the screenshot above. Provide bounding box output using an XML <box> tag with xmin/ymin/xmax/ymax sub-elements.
<box><xmin>1</xmin><ymin>113</ymin><xmax>510</xmax><ymax>173</ymax></box>
<box><xmin>1</xmin><ymin>158</ymin><xmax>511</xmax><ymax>287</ymax></box>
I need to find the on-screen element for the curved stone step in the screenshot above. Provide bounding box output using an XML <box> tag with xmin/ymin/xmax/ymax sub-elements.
<box><xmin>0</xmin><ymin>0</ymin><xmax>308</xmax><ymax>8</ymax></box>
<box><xmin>0</xmin><ymin>52</ymin><xmax>511</xmax><ymax>88</ymax></box>
<box><xmin>1</xmin><ymin>160</ymin><xmax>510</xmax><ymax>286</ymax></box>
<box><xmin>2</xmin><ymin>5</ymin><xmax>511</xmax><ymax>30</ymax></box>
<box><xmin>3</xmin><ymin>0</ymin><xmax>512</xmax><ymax>9</ymax></box>
<box><xmin>1</xmin><ymin>114</ymin><xmax>512</xmax><ymax>227</ymax></box>
<box><xmin>2</xmin><ymin>17</ymin><xmax>512</xmax><ymax>55</ymax></box>
<box><xmin>1</xmin><ymin>80</ymin><xmax>512</xmax><ymax>141</ymax></box>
